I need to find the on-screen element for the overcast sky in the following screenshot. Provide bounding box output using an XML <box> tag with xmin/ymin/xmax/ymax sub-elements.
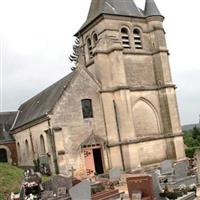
<box><xmin>0</xmin><ymin>0</ymin><xmax>200</xmax><ymax>125</ymax></box>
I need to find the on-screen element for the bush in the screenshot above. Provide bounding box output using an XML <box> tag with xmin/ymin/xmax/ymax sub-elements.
<box><xmin>185</xmin><ymin>147</ymin><xmax>200</xmax><ymax>158</ymax></box>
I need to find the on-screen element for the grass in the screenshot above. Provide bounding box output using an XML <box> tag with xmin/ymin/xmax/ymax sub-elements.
<box><xmin>0</xmin><ymin>163</ymin><xmax>51</xmax><ymax>199</ymax></box>
<box><xmin>0</xmin><ymin>163</ymin><xmax>24</xmax><ymax>199</ymax></box>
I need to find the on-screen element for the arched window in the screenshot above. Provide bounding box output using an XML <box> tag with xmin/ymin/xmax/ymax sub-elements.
<box><xmin>93</xmin><ymin>33</ymin><xmax>98</xmax><ymax>45</ymax></box>
<box><xmin>87</xmin><ymin>38</ymin><xmax>93</xmax><ymax>58</ymax></box>
<box><xmin>40</xmin><ymin>135</ymin><xmax>46</xmax><ymax>154</ymax></box>
<box><xmin>81</xmin><ymin>99</ymin><xmax>93</xmax><ymax>119</ymax></box>
<box><xmin>133</xmin><ymin>28</ymin><xmax>142</xmax><ymax>49</ymax></box>
<box><xmin>121</xmin><ymin>28</ymin><xmax>130</xmax><ymax>49</ymax></box>
<box><xmin>17</xmin><ymin>142</ymin><xmax>21</xmax><ymax>162</ymax></box>
<box><xmin>25</xmin><ymin>140</ymin><xmax>29</xmax><ymax>157</ymax></box>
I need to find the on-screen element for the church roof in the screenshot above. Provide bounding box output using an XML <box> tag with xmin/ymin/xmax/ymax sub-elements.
<box><xmin>0</xmin><ymin>112</ymin><xmax>17</xmax><ymax>142</ymax></box>
<box><xmin>78</xmin><ymin>0</ymin><xmax>144</xmax><ymax>33</ymax></box>
<box><xmin>12</xmin><ymin>72</ymin><xmax>76</xmax><ymax>130</ymax></box>
<box><xmin>144</xmin><ymin>0</ymin><xmax>162</xmax><ymax>17</ymax></box>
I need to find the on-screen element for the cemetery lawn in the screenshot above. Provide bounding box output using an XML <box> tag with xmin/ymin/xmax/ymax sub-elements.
<box><xmin>0</xmin><ymin>163</ymin><xmax>51</xmax><ymax>199</ymax></box>
<box><xmin>0</xmin><ymin>163</ymin><xmax>23</xmax><ymax>199</ymax></box>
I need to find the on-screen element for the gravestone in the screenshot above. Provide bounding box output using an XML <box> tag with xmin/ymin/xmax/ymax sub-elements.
<box><xmin>39</xmin><ymin>154</ymin><xmax>49</xmax><ymax>165</ymax></box>
<box><xmin>69</xmin><ymin>180</ymin><xmax>91</xmax><ymax>200</ymax></box>
<box><xmin>160</xmin><ymin>160</ymin><xmax>173</xmax><ymax>175</ymax></box>
<box><xmin>69</xmin><ymin>166</ymin><xmax>76</xmax><ymax>178</ymax></box>
<box><xmin>52</xmin><ymin>175</ymin><xmax>72</xmax><ymax>194</ymax></box>
<box><xmin>43</xmin><ymin>179</ymin><xmax>53</xmax><ymax>191</ymax></box>
<box><xmin>41</xmin><ymin>191</ymin><xmax>54</xmax><ymax>199</ymax></box>
<box><xmin>151</xmin><ymin>171</ymin><xmax>166</xmax><ymax>200</ymax></box>
<box><xmin>131</xmin><ymin>191</ymin><xmax>142</xmax><ymax>200</ymax></box>
<box><xmin>174</xmin><ymin>162</ymin><xmax>188</xmax><ymax>179</ymax></box>
<box><xmin>57</xmin><ymin>187</ymin><xmax>67</xmax><ymax>197</ymax></box>
<box><xmin>126</xmin><ymin>175</ymin><xmax>154</xmax><ymax>200</ymax></box>
<box><xmin>109</xmin><ymin>168</ymin><xmax>121</xmax><ymax>181</ymax></box>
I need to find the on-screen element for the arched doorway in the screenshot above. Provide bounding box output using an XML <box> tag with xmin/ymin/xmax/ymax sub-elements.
<box><xmin>0</xmin><ymin>149</ymin><xmax>8</xmax><ymax>162</ymax></box>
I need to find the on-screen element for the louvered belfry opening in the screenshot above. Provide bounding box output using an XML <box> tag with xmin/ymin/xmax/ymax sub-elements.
<box><xmin>133</xmin><ymin>29</ymin><xmax>142</xmax><ymax>49</ymax></box>
<box><xmin>87</xmin><ymin>38</ymin><xmax>93</xmax><ymax>58</ymax></box>
<box><xmin>121</xmin><ymin>28</ymin><xmax>130</xmax><ymax>49</ymax></box>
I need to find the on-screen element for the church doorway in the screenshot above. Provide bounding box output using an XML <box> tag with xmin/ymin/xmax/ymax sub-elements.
<box><xmin>93</xmin><ymin>148</ymin><xmax>104</xmax><ymax>174</ymax></box>
<box><xmin>0</xmin><ymin>149</ymin><xmax>8</xmax><ymax>162</ymax></box>
<box><xmin>83</xmin><ymin>145</ymin><xmax>104</xmax><ymax>176</ymax></box>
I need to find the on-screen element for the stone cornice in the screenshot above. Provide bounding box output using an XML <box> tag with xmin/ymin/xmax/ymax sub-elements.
<box><xmin>107</xmin><ymin>133</ymin><xmax>183</xmax><ymax>148</ymax></box>
<box><xmin>99</xmin><ymin>84</ymin><xmax>176</xmax><ymax>93</ymax></box>
<box><xmin>123</xmin><ymin>49</ymin><xmax>169</xmax><ymax>56</ymax></box>
<box><xmin>89</xmin><ymin>48</ymin><xmax>169</xmax><ymax>57</ymax></box>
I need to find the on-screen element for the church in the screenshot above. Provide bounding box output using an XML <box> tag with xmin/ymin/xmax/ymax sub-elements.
<box><xmin>11</xmin><ymin>0</ymin><xmax>186</xmax><ymax>177</ymax></box>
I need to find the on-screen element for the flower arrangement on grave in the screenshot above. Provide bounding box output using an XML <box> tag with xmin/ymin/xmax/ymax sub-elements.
<box><xmin>22</xmin><ymin>181</ymin><xmax>41</xmax><ymax>200</ymax></box>
<box><xmin>160</xmin><ymin>183</ymin><xmax>197</xmax><ymax>199</ymax></box>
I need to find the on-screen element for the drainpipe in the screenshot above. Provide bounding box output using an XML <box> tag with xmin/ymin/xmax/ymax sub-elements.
<box><xmin>113</xmin><ymin>100</ymin><xmax>125</xmax><ymax>171</ymax></box>
<box><xmin>48</xmin><ymin>119</ymin><xmax>59</xmax><ymax>174</ymax></box>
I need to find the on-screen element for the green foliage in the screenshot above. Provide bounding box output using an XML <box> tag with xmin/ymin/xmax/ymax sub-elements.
<box><xmin>192</xmin><ymin>126</ymin><xmax>200</xmax><ymax>140</ymax></box>
<box><xmin>185</xmin><ymin>147</ymin><xmax>199</xmax><ymax>158</ymax></box>
<box><xmin>0</xmin><ymin>193</ymin><xmax>4</xmax><ymax>200</ymax></box>
<box><xmin>184</xmin><ymin>126</ymin><xmax>200</xmax><ymax>158</ymax></box>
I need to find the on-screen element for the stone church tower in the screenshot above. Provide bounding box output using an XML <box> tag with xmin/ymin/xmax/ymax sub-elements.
<box><xmin>75</xmin><ymin>0</ymin><xmax>185</xmax><ymax>170</ymax></box>
<box><xmin>12</xmin><ymin>0</ymin><xmax>186</xmax><ymax>176</ymax></box>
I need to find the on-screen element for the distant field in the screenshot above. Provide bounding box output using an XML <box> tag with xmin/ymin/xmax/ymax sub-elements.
<box><xmin>0</xmin><ymin>163</ymin><xmax>23</xmax><ymax>200</ymax></box>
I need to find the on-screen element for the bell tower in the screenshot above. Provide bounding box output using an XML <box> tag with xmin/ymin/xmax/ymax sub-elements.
<box><xmin>75</xmin><ymin>0</ymin><xmax>186</xmax><ymax>170</ymax></box>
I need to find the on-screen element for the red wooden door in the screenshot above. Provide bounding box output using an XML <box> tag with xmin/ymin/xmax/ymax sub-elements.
<box><xmin>83</xmin><ymin>148</ymin><xmax>95</xmax><ymax>176</ymax></box>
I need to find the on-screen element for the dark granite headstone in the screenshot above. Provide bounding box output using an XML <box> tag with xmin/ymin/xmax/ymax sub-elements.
<box><xmin>126</xmin><ymin>175</ymin><xmax>154</xmax><ymax>200</ymax></box>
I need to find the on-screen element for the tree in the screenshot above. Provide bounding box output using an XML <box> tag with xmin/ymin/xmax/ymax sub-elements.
<box><xmin>69</xmin><ymin>38</ymin><xmax>80</xmax><ymax>71</ymax></box>
<box><xmin>192</xmin><ymin>126</ymin><xmax>200</xmax><ymax>141</ymax></box>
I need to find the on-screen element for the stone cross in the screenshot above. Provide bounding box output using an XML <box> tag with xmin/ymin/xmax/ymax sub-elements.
<box><xmin>69</xmin><ymin>166</ymin><xmax>76</xmax><ymax>178</ymax></box>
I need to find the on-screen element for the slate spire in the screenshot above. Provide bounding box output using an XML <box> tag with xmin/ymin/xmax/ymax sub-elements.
<box><xmin>79</xmin><ymin>0</ymin><xmax>144</xmax><ymax>33</ymax></box>
<box><xmin>144</xmin><ymin>0</ymin><xmax>162</xmax><ymax>17</ymax></box>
